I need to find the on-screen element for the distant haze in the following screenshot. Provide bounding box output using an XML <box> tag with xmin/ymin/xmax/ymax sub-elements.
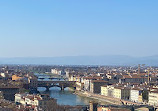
<box><xmin>0</xmin><ymin>55</ymin><xmax>158</xmax><ymax>66</ymax></box>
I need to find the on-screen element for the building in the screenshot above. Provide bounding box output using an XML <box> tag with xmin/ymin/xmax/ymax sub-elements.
<box><xmin>76</xmin><ymin>81</ymin><xmax>84</xmax><ymax>91</ymax></box>
<box><xmin>0</xmin><ymin>91</ymin><xmax>3</xmax><ymax>99</ymax></box>
<box><xmin>12</xmin><ymin>75</ymin><xmax>23</xmax><ymax>81</ymax></box>
<box><xmin>119</xmin><ymin>75</ymin><xmax>148</xmax><ymax>84</ymax></box>
<box><xmin>15</xmin><ymin>93</ymin><xmax>42</xmax><ymax>106</ymax></box>
<box><xmin>101</xmin><ymin>85</ymin><xmax>114</xmax><ymax>97</ymax></box>
<box><xmin>29</xmin><ymin>78</ymin><xmax>38</xmax><ymax>89</ymax></box>
<box><xmin>113</xmin><ymin>87</ymin><xmax>122</xmax><ymax>99</ymax></box>
<box><xmin>0</xmin><ymin>73</ymin><xmax>6</xmax><ymax>77</ymax></box>
<box><xmin>82</xmin><ymin>76</ymin><xmax>102</xmax><ymax>91</ymax></box>
<box><xmin>89</xmin><ymin>101</ymin><xmax>98</xmax><ymax>111</ymax></box>
<box><xmin>148</xmin><ymin>91</ymin><xmax>158</xmax><ymax>106</ymax></box>
<box><xmin>90</xmin><ymin>80</ymin><xmax>108</xmax><ymax>94</ymax></box>
<box><xmin>97</xmin><ymin>106</ymin><xmax>131</xmax><ymax>111</ymax></box>
<box><xmin>101</xmin><ymin>85</ymin><xmax>130</xmax><ymax>100</ymax></box>
<box><xmin>15</xmin><ymin>93</ymin><xmax>57</xmax><ymax>110</ymax></box>
<box><xmin>68</xmin><ymin>74</ymin><xmax>75</xmax><ymax>81</ymax></box>
<box><xmin>121</xmin><ymin>87</ymin><xmax>130</xmax><ymax>100</ymax></box>
<box><xmin>51</xmin><ymin>69</ymin><xmax>66</xmax><ymax>75</ymax></box>
<box><xmin>130</xmin><ymin>88</ymin><xmax>142</xmax><ymax>103</ymax></box>
<box><xmin>101</xmin><ymin>85</ymin><xmax>108</xmax><ymax>96</ymax></box>
<box><xmin>65</xmin><ymin>71</ymin><xmax>70</xmax><ymax>78</ymax></box>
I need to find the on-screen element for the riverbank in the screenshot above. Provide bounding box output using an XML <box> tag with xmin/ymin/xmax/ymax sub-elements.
<box><xmin>74</xmin><ymin>90</ymin><xmax>122</xmax><ymax>105</ymax></box>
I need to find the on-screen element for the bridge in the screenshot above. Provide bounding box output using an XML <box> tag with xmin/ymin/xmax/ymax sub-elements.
<box><xmin>38</xmin><ymin>77</ymin><xmax>67</xmax><ymax>81</ymax></box>
<box><xmin>35</xmin><ymin>73</ymin><xmax>67</xmax><ymax>80</ymax></box>
<box><xmin>31</xmin><ymin>74</ymin><xmax>75</xmax><ymax>91</ymax></box>
<box><xmin>37</xmin><ymin>81</ymin><xmax>76</xmax><ymax>91</ymax></box>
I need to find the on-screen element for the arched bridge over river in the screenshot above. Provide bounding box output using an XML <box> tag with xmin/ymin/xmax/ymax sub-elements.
<box><xmin>37</xmin><ymin>81</ymin><xmax>76</xmax><ymax>91</ymax></box>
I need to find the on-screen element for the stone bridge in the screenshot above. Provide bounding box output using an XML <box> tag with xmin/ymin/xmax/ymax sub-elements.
<box><xmin>38</xmin><ymin>77</ymin><xmax>67</xmax><ymax>81</ymax></box>
<box><xmin>37</xmin><ymin>81</ymin><xmax>76</xmax><ymax>91</ymax></box>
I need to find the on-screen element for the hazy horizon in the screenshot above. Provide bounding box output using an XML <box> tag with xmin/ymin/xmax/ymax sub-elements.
<box><xmin>0</xmin><ymin>54</ymin><xmax>158</xmax><ymax>58</ymax></box>
<box><xmin>0</xmin><ymin>55</ymin><xmax>158</xmax><ymax>66</ymax></box>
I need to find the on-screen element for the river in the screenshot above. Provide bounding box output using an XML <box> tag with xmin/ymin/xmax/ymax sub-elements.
<box><xmin>35</xmin><ymin>73</ymin><xmax>95</xmax><ymax>106</ymax></box>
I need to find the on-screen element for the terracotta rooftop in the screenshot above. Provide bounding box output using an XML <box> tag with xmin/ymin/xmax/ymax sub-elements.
<box><xmin>91</xmin><ymin>80</ymin><xmax>108</xmax><ymax>83</ymax></box>
<box><xmin>83</xmin><ymin>76</ymin><xmax>102</xmax><ymax>80</ymax></box>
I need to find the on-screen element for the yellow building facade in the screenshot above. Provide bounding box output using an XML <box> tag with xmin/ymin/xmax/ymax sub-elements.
<box><xmin>113</xmin><ymin>87</ymin><xmax>122</xmax><ymax>99</ymax></box>
<box><xmin>12</xmin><ymin>75</ymin><xmax>23</xmax><ymax>81</ymax></box>
<box><xmin>101</xmin><ymin>85</ymin><xmax>108</xmax><ymax>96</ymax></box>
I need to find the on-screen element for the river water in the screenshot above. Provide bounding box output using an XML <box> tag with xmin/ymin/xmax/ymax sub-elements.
<box><xmin>35</xmin><ymin>73</ymin><xmax>94</xmax><ymax>106</ymax></box>
<box><xmin>37</xmin><ymin>87</ymin><xmax>91</xmax><ymax>106</ymax></box>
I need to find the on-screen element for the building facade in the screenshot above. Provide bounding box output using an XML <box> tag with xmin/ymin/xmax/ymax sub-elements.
<box><xmin>148</xmin><ymin>91</ymin><xmax>158</xmax><ymax>106</ymax></box>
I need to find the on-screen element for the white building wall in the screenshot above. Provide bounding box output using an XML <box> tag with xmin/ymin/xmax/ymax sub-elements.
<box><xmin>15</xmin><ymin>94</ymin><xmax>22</xmax><ymax>103</ymax></box>
<box><xmin>1</xmin><ymin>73</ymin><xmax>6</xmax><ymax>77</ymax></box>
<box><xmin>130</xmin><ymin>89</ymin><xmax>139</xmax><ymax>102</ymax></box>
<box><xmin>84</xmin><ymin>79</ymin><xmax>90</xmax><ymax>91</ymax></box>
<box><xmin>148</xmin><ymin>92</ymin><xmax>158</xmax><ymax>106</ymax></box>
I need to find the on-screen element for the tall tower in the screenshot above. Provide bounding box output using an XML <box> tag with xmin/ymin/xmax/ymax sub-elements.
<box><xmin>148</xmin><ymin>68</ymin><xmax>150</xmax><ymax>84</ymax></box>
<box><xmin>89</xmin><ymin>101</ymin><xmax>98</xmax><ymax>111</ymax></box>
<box><xmin>138</xmin><ymin>64</ymin><xmax>140</xmax><ymax>75</ymax></box>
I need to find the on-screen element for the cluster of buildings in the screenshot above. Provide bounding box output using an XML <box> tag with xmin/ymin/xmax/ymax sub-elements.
<box><xmin>66</xmin><ymin>66</ymin><xmax>158</xmax><ymax>107</ymax></box>
<box><xmin>1</xmin><ymin>65</ymin><xmax>158</xmax><ymax>111</ymax></box>
<box><xmin>0</xmin><ymin>66</ymin><xmax>31</xmax><ymax>83</ymax></box>
<box><xmin>101</xmin><ymin>84</ymin><xmax>158</xmax><ymax>106</ymax></box>
<box><xmin>15</xmin><ymin>93</ymin><xmax>57</xmax><ymax>111</ymax></box>
<box><xmin>51</xmin><ymin>68</ymin><xmax>66</xmax><ymax>75</ymax></box>
<box><xmin>0</xmin><ymin>66</ymin><xmax>33</xmax><ymax>101</ymax></box>
<box><xmin>0</xmin><ymin>66</ymin><xmax>90</xmax><ymax>111</ymax></box>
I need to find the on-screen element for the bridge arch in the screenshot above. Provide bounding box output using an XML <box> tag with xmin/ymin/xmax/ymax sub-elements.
<box><xmin>37</xmin><ymin>81</ymin><xmax>76</xmax><ymax>91</ymax></box>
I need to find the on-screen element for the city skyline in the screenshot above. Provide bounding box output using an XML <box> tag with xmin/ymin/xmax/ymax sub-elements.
<box><xmin>0</xmin><ymin>0</ymin><xmax>158</xmax><ymax>57</ymax></box>
<box><xmin>1</xmin><ymin>1</ymin><xmax>158</xmax><ymax>111</ymax></box>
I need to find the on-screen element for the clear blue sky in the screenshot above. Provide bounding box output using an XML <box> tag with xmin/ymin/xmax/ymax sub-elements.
<box><xmin>0</xmin><ymin>0</ymin><xmax>158</xmax><ymax>57</ymax></box>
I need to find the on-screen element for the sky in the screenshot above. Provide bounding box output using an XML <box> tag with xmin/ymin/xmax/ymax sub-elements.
<box><xmin>0</xmin><ymin>0</ymin><xmax>158</xmax><ymax>57</ymax></box>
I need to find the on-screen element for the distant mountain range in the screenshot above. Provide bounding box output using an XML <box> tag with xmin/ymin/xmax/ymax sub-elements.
<box><xmin>0</xmin><ymin>55</ymin><xmax>158</xmax><ymax>66</ymax></box>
